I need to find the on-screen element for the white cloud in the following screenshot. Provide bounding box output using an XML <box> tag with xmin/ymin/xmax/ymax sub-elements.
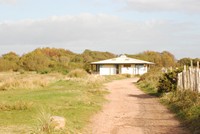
<box><xmin>0</xmin><ymin>0</ymin><xmax>18</xmax><ymax>5</ymax></box>
<box><xmin>0</xmin><ymin>13</ymin><xmax>199</xmax><ymax>58</ymax></box>
<box><xmin>114</xmin><ymin>0</ymin><xmax>200</xmax><ymax>13</ymax></box>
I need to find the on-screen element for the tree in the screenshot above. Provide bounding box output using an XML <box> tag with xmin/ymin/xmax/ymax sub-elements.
<box><xmin>20</xmin><ymin>50</ymin><xmax>51</xmax><ymax>72</ymax></box>
<box><xmin>178</xmin><ymin>58</ymin><xmax>200</xmax><ymax>67</ymax></box>
<box><xmin>0</xmin><ymin>52</ymin><xmax>20</xmax><ymax>71</ymax></box>
<box><xmin>81</xmin><ymin>49</ymin><xmax>115</xmax><ymax>72</ymax></box>
<box><xmin>161</xmin><ymin>51</ymin><xmax>176</xmax><ymax>67</ymax></box>
<box><xmin>128</xmin><ymin>51</ymin><xmax>176</xmax><ymax>67</ymax></box>
<box><xmin>177</xmin><ymin>58</ymin><xmax>191</xmax><ymax>66</ymax></box>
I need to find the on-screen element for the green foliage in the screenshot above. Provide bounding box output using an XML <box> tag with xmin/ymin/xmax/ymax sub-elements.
<box><xmin>0</xmin><ymin>58</ymin><xmax>13</xmax><ymax>71</ymax></box>
<box><xmin>81</xmin><ymin>49</ymin><xmax>115</xmax><ymax>62</ymax></box>
<box><xmin>20</xmin><ymin>50</ymin><xmax>51</xmax><ymax>73</ymax></box>
<box><xmin>157</xmin><ymin>69</ymin><xmax>182</xmax><ymax>93</ymax></box>
<box><xmin>0</xmin><ymin>52</ymin><xmax>20</xmax><ymax>71</ymax></box>
<box><xmin>177</xmin><ymin>58</ymin><xmax>191</xmax><ymax>66</ymax></box>
<box><xmin>2</xmin><ymin>52</ymin><xmax>20</xmax><ymax>61</ymax></box>
<box><xmin>80</xmin><ymin>49</ymin><xmax>115</xmax><ymax>72</ymax></box>
<box><xmin>161</xmin><ymin>51</ymin><xmax>176</xmax><ymax>67</ymax></box>
<box><xmin>128</xmin><ymin>50</ymin><xmax>176</xmax><ymax>67</ymax></box>
<box><xmin>161</xmin><ymin>90</ymin><xmax>200</xmax><ymax>133</ymax></box>
<box><xmin>178</xmin><ymin>57</ymin><xmax>200</xmax><ymax>67</ymax></box>
<box><xmin>19</xmin><ymin>48</ymin><xmax>75</xmax><ymax>73</ymax></box>
<box><xmin>137</xmin><ymin>67</ymin><xmax>163</xmax><ymax>96</ymax></box>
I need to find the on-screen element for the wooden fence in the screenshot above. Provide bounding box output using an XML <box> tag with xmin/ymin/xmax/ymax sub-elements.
<box><xmin>177</xmin><ymin>62</ymin><xmax>200</xmax><ymax>92</ymax></box>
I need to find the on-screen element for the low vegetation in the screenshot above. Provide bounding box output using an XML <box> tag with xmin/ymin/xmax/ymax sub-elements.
<box><xmin>0</xmin><ymin>72</ymin><xmax>61</xmax><ymax>91</ymax></box>
<box><xmin>137</xmin><ymin>67</ymin><xmax>162</xmax><ymax>96</ymax></box>
<box><xmin>67</xmin><ymin>69</ymin><xmax>88</xmax><ymax>78</ymax></box>
<box><xmin>128</xmin><ymin>51</ymin><xmax>176</xmax><ymax>67</ymax></box>
<box><xmin>138</xmin><ymin>67</ymin><xmax>200</xmax><ymax>133</ymax></box>
<box><xmin>161</xmin><ymin>90</ymin><xmax>200</xmax><ymax>133</ymax></box>
<box><xmin>0</xmin><ymin>72</ymin><xmax>111</xmax><ymax>134</ymax></box>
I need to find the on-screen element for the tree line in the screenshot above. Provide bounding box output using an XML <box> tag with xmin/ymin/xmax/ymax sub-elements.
<box><xmin>0</xmin><ymin>48</ymin><xmax>198</xmax><ymax>74</ymax></box>
<box><xmin>0</xmin><ymin>48</ymin><xmax>115</xmax><ymax>73</ymax></box>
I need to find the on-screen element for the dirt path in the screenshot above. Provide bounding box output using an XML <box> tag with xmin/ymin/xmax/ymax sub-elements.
<box><xmin>86</xmin><ymin>78</ymin><xmax>190</xmax><ymax>134</ymax></box>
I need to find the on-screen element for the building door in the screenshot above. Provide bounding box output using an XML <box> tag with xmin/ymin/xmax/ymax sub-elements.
<box><xmin>116</xmin><ymin>65</ymin><xmax>119</xmax><ymax>74</ymax></box>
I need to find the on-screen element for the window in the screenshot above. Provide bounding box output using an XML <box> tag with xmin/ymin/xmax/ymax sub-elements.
<box><xmin>124</xmin><ymin>64</ymin><xmax>131</xmax><ymax>67</ymax></box>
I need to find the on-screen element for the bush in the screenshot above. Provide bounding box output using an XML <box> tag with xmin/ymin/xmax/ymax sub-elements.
<box><xmin>157</xmin><ymin>69</ymin><xmax>182</xmax><ymax>93</ymax></box>
<box><xmin>67</xmin><ymin>69</ymin><xmax>88</xmax><ymax>78</ymax></box>
<box><xmin>137</xmin><ymin>67</ymin><xmax>162</xmax><ymax>95</ymax></box>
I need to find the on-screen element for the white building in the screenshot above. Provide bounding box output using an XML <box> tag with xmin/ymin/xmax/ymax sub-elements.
<box><xmin>91</xmin><ymin>55</ymin><xmax>154</xmax><ymax>75</ymax></box>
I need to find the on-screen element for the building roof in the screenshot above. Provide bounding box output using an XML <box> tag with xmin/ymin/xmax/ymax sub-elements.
<box><xmin>91</xmin><ymin>55</ymin><xmax>154</xmax><ymax>65</ymax></box>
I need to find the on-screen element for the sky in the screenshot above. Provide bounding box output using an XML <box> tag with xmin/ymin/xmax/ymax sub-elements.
<box><xmin>0</xmin><ymin>0</ymin><xmax>200</xmax><ymax>59</ymax></box>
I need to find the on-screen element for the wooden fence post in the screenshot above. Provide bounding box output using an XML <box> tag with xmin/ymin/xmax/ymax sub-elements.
<box><xmin>177</xmin><ymin>63</ymin><xmax>200</xmax><ymax>92</ymax></box>
<box><xmin>183</xmin><ymin>65</ymin><xmax>186</xmax><ymax>90</ymax></box>
<box><xmin>197</xmin><ymin>61</ymin><xmax>200</xmax><ymax>92</ymax></box>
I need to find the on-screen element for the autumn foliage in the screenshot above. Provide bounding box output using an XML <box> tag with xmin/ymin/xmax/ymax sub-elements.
<box><xmin>0</xmin><ymin>48</ymin><xmax>115</xmax><ymax>73</ymax></box>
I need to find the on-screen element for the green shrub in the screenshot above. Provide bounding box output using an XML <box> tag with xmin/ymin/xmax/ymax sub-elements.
<box><xmin>67</xmin><ymin>69</ymin><xmax>88</xmax><ymax>78</ymax></box>
<box><xmin>157</xmin><ymin>69</ymin><xmax>182</xmax><ymax>93</ymax></box>
<box><xmin>137</xmin><ymin>67</ymin><xmax>162</xmax><ymax>95</ymax></box>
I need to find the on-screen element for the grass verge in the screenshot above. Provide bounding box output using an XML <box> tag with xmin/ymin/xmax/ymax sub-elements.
<box><xmin>137</xmin><ymin>67</ymin><xmax>162</xmax><ymax>96</ymax></box>
<box><xmin>161</xmin><ymin>90</ymin><xmax>200</xmax><ymax>134</ymax></box>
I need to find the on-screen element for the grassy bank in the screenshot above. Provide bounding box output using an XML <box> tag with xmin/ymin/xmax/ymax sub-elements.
<box><xmin>137</xmin><ymin>67</ymin><xmax>162</xmax><ymax>96</ymax></box>
<box><xmin>161</xmin><ymin>90</ymin><xmax>200</xmax><ymax>133</ymax></box>
<box><xmin>137</xmin><ymin>68</ymin><xmax>200</xmax><ymax>133</ymax></box>
<box><xmin>0</xmin><ymin>71</ymin><xmax>125</xmax><ymax>134</ymax></box>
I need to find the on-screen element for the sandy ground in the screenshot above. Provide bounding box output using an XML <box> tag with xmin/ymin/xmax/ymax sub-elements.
<box><xmin>85</xmin><ymin>78</ymin><xmax>190</xmax><ymax>134</ymax></box>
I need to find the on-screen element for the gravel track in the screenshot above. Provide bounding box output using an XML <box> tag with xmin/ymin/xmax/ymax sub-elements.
<box><xmin>86</xmin><ymin>78</ymin><xmax>189</xmax><ymax>134</ymax></box>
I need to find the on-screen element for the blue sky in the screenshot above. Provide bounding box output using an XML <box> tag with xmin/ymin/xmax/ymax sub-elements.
<box><xmin>0</xmin><ymin>0</ymin><xmax>200</xmax><ymax>59</ymax></box>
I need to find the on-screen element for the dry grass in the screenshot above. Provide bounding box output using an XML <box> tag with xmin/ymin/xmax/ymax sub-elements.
<box><xmin>0</xmin><ymin>101</ymin><xmax>33</xmax><ymax>111</ymax></box>
<box><xmin>84</xmin><ymin>75</ymin><xmax>106</xmax><ymax>88</ymax></box>
<box><xmin>34</xmin><ymin>109</ymin><xmax>55</xmax><ymax>134</ymax></box>
<box><xmin>0</xmin><ymin>72</ymin><xmax>63</xmax><ymax>91</ymax></box>
<box><xmin>66</xmin><ymin>74</ymin><xmax>106</xmax><ymax>88</ymax></box>
<box><xmin>0</xmin><ymin>72</ymin><xmax>131</xmax><ymax>91</ymax></box>
<box><xmin>0</xmin><ymin>126</ymin><xmax>31</xmax><ymax>134</ymax></box>
<box><xmin>67</xmin><ymin>69</ymin><xmax>88</xmax><ymax>78</ymax></box>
